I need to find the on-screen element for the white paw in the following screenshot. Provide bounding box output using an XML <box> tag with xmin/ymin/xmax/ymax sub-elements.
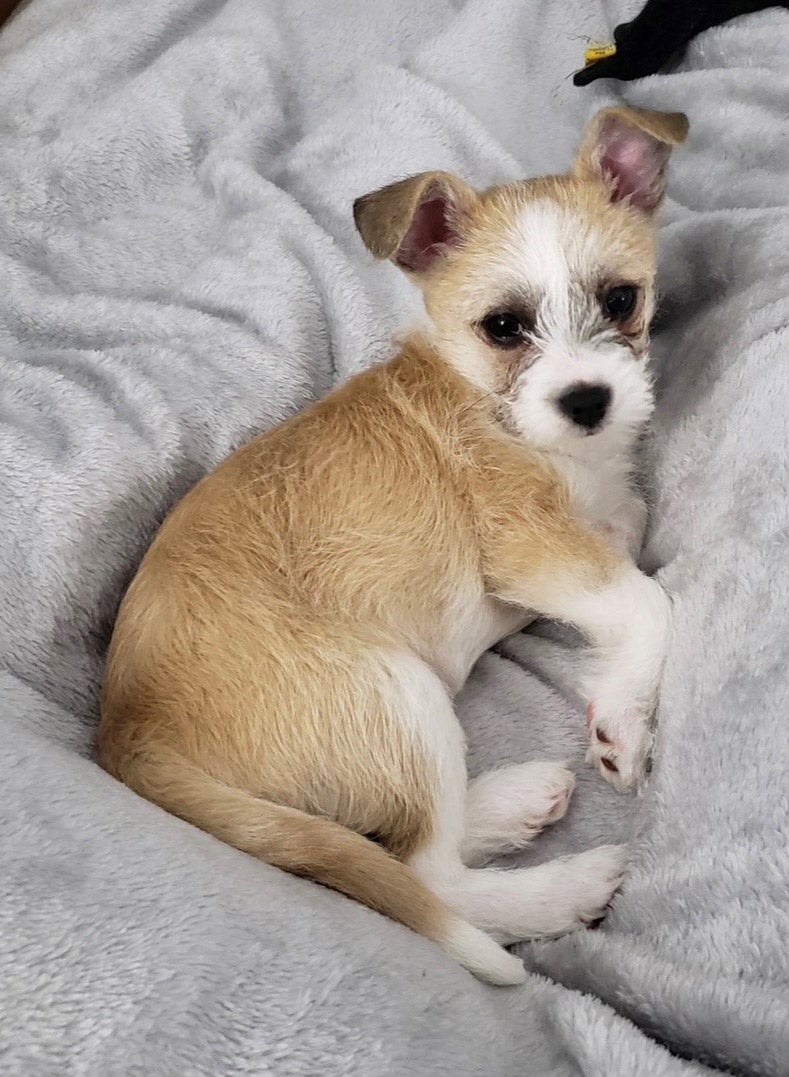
<box><xmin>481</xmin><ymin>843</ymin><xmax>629</xmax><ymax>944</ymax></box>
<box><xmin>585</xmin><ymin>701</ymin><xmax>654</xmax><ymax>792</ymax></box>
<box><xmin>463</xmin><ymin>762</ymin><xmax>575</xmax><ymax>865</ymax></box>
<box><xmin>545</xmin><ymin>843</ymin><xmax>628</xmax><ymax>934</ymax></box>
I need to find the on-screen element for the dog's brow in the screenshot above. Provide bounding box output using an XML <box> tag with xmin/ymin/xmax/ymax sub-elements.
<box><xmin>486</xmin><ymin>288</ymin><xmax>539</xmax><ymax>327</ymax></box>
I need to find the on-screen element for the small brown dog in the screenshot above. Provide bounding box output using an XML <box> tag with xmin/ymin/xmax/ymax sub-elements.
<box><xmin>100</xmin><ymin>106</ymin><xmax>686</xmax><ymax>984</ymax></box>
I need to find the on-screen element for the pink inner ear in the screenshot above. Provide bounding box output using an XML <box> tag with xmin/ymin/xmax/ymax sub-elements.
<box><xmin>397</xmin><ymin>193</ymin><xmax>461</xmax><ymax>271</ymax></box>
<box><xmin>600</xmin><ymin>128</ymin><xmax>668</xmax><ymax>214</ymax></box>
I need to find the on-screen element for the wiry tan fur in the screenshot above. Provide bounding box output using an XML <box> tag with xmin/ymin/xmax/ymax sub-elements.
<box><xmin>99</xmin><ymin>338</ymin><xmax>616</xmax><ymax>961</ymax></box>
<box><xmin>100</xmin><ymin>107</ymin><xmax>686</xmax><ymax>984</ymax></box>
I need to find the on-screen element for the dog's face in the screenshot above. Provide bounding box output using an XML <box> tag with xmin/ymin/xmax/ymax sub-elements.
<box><xmin>354</xmin><ymin>107</ymin><xmax>687</xmax><ymax>457</ymax></box>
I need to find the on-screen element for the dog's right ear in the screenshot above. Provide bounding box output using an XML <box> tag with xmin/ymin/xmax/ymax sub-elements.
<box><xmin>353</xmin><ymin>171</ymin><xmax>477</xmax><ymax>273</ymax></box>
<box><xmin>573</xmin><ymin>107</ymin><xmax>688</xmax><ymax>216</ymax></box>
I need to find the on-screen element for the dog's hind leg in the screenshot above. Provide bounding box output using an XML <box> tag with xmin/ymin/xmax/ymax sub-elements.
<box><xmin>391</xmin><ymin>655</ymin><xmax>626</xmax><ymax>945</ymax></box>
<box><xmin>461</xmin><ymin>762</ymin><xmax>576</xmax><ymax>867</ymax></box>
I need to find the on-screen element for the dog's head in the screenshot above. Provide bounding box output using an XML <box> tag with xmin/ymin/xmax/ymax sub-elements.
<box><xmin>354</xmin><ymin>107</ymin><xmax>687</xmax><ymax>456</ymax></box>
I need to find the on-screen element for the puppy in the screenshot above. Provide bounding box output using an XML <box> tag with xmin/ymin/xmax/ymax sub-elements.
<box><xmin>99</xmin><ymin>106</ymin><xmax>687</xmax><ymax>985</ymax></box>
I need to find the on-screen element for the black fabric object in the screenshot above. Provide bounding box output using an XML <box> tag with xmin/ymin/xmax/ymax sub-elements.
<box><xmin>574</xmin><ymin>0</ymin><xmax>789</xmax><ymax>84</ymax></box>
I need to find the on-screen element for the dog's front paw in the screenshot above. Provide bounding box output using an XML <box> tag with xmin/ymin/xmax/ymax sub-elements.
<box><xmin>585</xmin><ymin>702</ymin><xmax>653</xmax><ymax>792</ymax></box>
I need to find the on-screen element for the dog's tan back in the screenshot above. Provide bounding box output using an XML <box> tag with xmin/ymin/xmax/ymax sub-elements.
<box><xmin>101</xmin><ymin>335</ymin><xmax>559</xmax><ymax>983</ymax></box>
<box><xmin>102</xmin><ymin>342</ymin><xmax>485</xmax><ymax>850</ymax></box>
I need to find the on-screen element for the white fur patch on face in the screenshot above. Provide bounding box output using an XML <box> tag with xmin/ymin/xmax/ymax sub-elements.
<box><xmin>486</xmin><ymin>201</ymin><xmax>654</xmax><ymax>456</ymax></box>
<box><xmin>504</xmin><ymin>201</ymin><xmax>601</xmax><ymax>321</ymax></box>
<box><xmin>510</xmin><ymin>341</ymin><xmax>654</xmax><ymax>456</ymax></box>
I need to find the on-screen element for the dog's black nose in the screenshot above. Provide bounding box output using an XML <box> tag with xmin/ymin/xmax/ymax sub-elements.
<box><xmin>557</xmin><ymin>383</ymin><xmax>612</xmax><ymax>431</ymax></box>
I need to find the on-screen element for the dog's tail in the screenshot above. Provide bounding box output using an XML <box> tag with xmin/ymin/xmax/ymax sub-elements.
<box><xmin>117</xmin><ymin>749</ymin><xmax>524</xmax><ymax>986</ymax></box>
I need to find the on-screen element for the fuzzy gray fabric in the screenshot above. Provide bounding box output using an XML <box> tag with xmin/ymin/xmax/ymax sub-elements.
<box><xmin>1</xmin><ymin>0</ymin><xmax>787</xmax><ymax>1074</ymax></box>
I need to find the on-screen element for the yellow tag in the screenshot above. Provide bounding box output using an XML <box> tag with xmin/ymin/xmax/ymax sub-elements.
<box><xmin>584</xmin><ymin>42</ymin><xmax>616</xmax><ymax>66</ymax></box>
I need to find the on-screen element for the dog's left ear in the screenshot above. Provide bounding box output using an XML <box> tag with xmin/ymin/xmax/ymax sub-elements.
<box><xmin>573</xmin><ymin>106</ymin><xmax>688</xmax><ymax>215</ymax></box>
<box><xmin>353</xmin><ymin>171</ymin><xmax>478</xmax><ymax>273</ymax></box>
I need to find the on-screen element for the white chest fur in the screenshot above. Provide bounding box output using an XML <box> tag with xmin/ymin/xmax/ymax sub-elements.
<box><xmin>429</xmin><ymin>443</ymin><xmax>646</xmax><ymax>694</ymax></box>
<box><xmin>547</xmin><ymin>447</ymin><xmax>647</xmax><ymax>560</ymax></box>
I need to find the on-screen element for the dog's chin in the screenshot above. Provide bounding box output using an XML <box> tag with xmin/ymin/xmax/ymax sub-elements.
<box><xmin>558</xmin><ymin>419</ymin><xmax>644</xmax><ymax>460</ymax></box>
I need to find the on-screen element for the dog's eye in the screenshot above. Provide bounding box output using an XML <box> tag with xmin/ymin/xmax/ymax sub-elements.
<box><xmin>481</xmin><ymin>312</ymin><xmax>526</xmax><ymax>348</ymax></box>
<box><xmin>603</xmin><ymin>285</ymin><xmax>637</xmax><ymax>320</ymax></box>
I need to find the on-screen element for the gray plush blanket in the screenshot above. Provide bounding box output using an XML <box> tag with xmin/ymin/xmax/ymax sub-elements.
<box><xmin>1</xmin><ymin>0</ymin><xmax>787</xmax><ymax>1073</ymax></box>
